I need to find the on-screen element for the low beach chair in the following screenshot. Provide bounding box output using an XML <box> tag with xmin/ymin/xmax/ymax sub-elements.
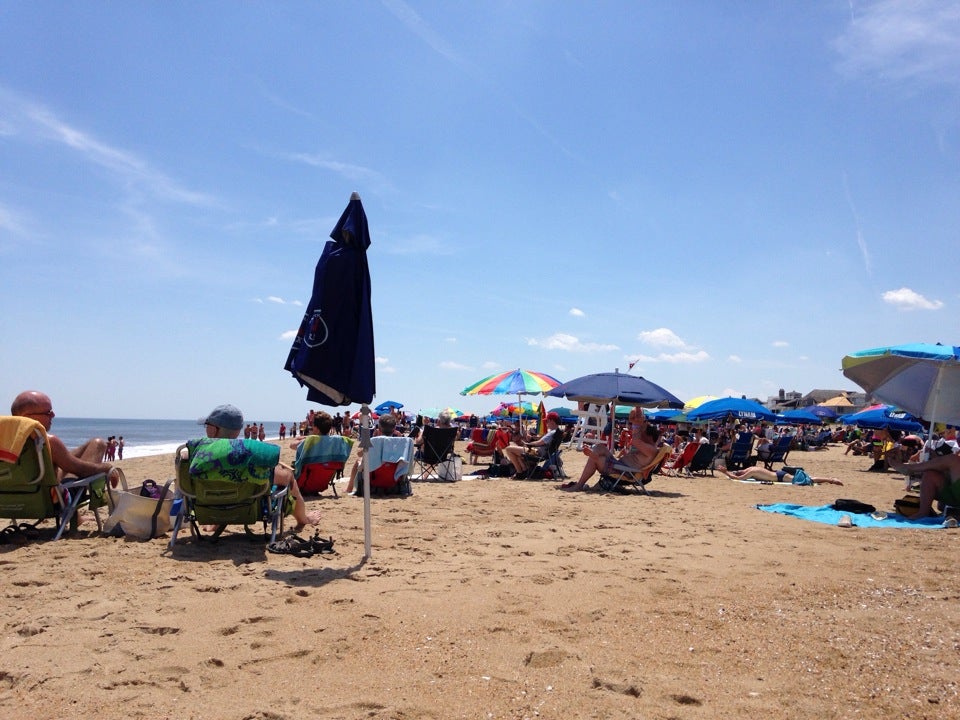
<box><xmin>597</xmin><ymin>445</ymin><xmax>672</xmax><ymax>495</ymax></box>
<box><xmin>760</xmin><ymin>435</ymin><xmax>793</xmax><ymax>470</ymax></box>
<box><xmin>0</xmin><ymin>416</ymin><xmax>108</xmax><ymax>540</ymax></box>
<box><xmin>686</xmin><ymin>443</ymin><xmax>718</xmax><ymax>476</ymax></box>
<box><xmin>355</xmin><ymin>436</ymin><xmax>415</xmax><ymax>496</ymax></box>
<box><xmin>662</xmin><ymin>441</ymin><xmax>700</xmax><ymax>476</ymax></box>
<box><xmin>724</xmin><ymin>436</ymin><xmax>755</xmax><ymax>471</ymax></box>
<box><xmin>169</xmin><ymin>437</ymin><xmax>289</xmax><ymax>548</ymax></box>
<box><xmin>294</xmin><ymin>434</ymin><xmax>353</xmax><ymax>497</ymax></box>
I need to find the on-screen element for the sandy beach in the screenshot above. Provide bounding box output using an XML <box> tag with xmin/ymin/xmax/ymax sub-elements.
<box><xmin>2</xmin><ymin>438</ymin><xmax>958</xmax><ymax>719</ymax></box>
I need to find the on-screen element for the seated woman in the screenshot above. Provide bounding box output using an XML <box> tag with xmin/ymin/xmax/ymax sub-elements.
<box><xmin>559</xmin><ymin>409</ymin><xmax>661</xmax><ymax>491</ymax></box>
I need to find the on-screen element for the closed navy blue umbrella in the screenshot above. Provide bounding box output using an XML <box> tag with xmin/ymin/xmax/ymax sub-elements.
<box><xmin>285</xmin><ymin>192</ymin><xmax>376</xmax><ymax>407</ymax></box>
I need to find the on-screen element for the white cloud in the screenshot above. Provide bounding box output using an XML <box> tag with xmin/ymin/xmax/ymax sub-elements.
<box><xmin>569</xmin><ymin>307</ymin><xmax>585</xmax><ymax>317</ymax></box>
<box><xmin>382</xmin><ymin>234</ymin><xmax>455</xmax><ymax>256</ymax></box>
<box><xmin>728</xmin><ymin>355</ymin><xmax>742</xmax><ymax>363</ymax></box>
<box><xmin>375</xmin><ymin>356</ymin><xmax>390</xmax><ymax>365</ymax></box>
<box><xmin>772</xmin><ymin>341</ymin><xmax>789</xmax><ymax>348</ymax></box>
<box><xmin>638</xmin><ymin>328</ymin><xmax>691</xmax><ymax>350</ymax></box>
<box><xmin>439</xmin><ymin>360</ymin><xmax>472</xmax><ymax>370</ymax></box>
<box><xmin>445</xmin><ymin>337</ymin><xmax>457</xmax><ymax>343</ymax></box>
<box><xmin>280</xmin><ymin>329</ymin><xmax>297</xmax><ymax>340</ymax></box>
<box><xmin>882</xmin><ymin>287</ymin><xmax>944</xmax><ymax>310</ymax></box>
<box><xmin>527</xmin><ymin>333</ymin><xmax>619</xmax><ymax>353</ymax></box>
<box><xmin>629</xmin><ymin>351</ymin><xmax>710</xmax><ymax>364</ymax></box>
<box><xmin>835</xmin><ymin>0</ymin><xmax>960</xmax><ymax>86</ymax></box>
<box><xmin>481</xmin><ymin>360</ymin><xmax>500</xmax><ymax>370</ymax></box>
<box><xmin>267</xmin><ymin>296</ymin><xmax>285</xmax><ymax>304</ymax></box>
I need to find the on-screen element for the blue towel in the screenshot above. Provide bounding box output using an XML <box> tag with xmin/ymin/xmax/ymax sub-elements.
<box><xmin>294</xmin><ymin>435</ymin><xmax>353</xmax><ymax>477</ymax></box>
<box><xmin>757</xmin><ymin>503</ymin><xmax>947</xmax><ymax>529</ymax></box>
<box><xmin>366</xmin><ymin>436</ymin><xmax>414</xmax><ymax>480</ymax></box>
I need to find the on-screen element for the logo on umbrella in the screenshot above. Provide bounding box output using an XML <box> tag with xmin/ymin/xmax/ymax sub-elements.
<box><xmin>304</xmin><ymin>311</ymin><xmax>329</xmax><ymax>348</ymax></box>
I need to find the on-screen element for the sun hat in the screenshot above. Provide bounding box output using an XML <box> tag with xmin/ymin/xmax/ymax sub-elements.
<box><xmin>199</xmin><ymin>404</ymin><xmax>244</xmax><ymax>431</ymax></box>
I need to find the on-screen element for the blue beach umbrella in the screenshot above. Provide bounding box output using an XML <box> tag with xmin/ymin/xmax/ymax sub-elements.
<box><xmin>547</xmin><ymin>370</ymin><xmax>683</xmax><ymax>407</ymax></box>
<box><xmin>686</xmin><ymin>397</ymin><xmax>777</xmax><ymax>423</ymax></box>
<box><xmin>285</xmin><ymin>192</ymin><xmax>375</xmax><ymax>407</ymax></box>
<box><xmin>374</xmin><ymin>400</ymin><xmax>404</xmax><ymax>414</ymax></box>
<box><xmin>837</xmin><ymin>405</ymin><xmax>923</xmax><ymax>433</ymax></box>
<box><xmin>807</xmin><ymin>405</ymin><xmax>838</xmax><ymax>419</ymax></box>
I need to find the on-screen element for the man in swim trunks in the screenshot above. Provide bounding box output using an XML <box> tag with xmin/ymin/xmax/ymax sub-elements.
<box><xmin>718</xmin><ymin>466</ymin><xmax>843</xmax><ymax>485</ymax></box>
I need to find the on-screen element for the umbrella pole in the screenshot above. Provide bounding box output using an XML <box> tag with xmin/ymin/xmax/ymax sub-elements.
<box><xmin>360</xmin><ymin>403</ymin><xmax>373</xmax><ymax>559</ymax></box>
<box><xmin>922</xmin><ymin>372</ymin><xmax>944</xmax><ymax>462</ymax></box>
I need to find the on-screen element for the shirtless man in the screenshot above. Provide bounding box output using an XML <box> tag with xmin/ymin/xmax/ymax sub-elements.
<box><xmin>889</xmin><ymin>452</ymin><xmax>960</xmax><ymax>519</ymax></box>
<box><xmin>561</xmin><ymin>408</ymin><xmax>660</xmax><ymax>491</ymax></box>
<box><xmin>11</xmin><ymin>390</ymin><xmax>114</xmax><ymax>482</ymax></box>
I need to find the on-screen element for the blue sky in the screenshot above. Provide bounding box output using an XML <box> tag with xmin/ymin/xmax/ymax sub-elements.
<box><xmin>1</xmin><ymin>1</ymin><xmax>957</xmax><ymax>422</ymax></box>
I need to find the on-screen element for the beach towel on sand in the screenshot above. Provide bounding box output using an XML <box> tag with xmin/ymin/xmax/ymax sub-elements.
<box><xmin>757</xmin><ymin>503</ymin><xmax>947</xmax><ymax>529</ymax></box>
<box><xmin>186</xmin><ymin>438</ymin><xmax>280</xmax><ymax>483</ymax></box>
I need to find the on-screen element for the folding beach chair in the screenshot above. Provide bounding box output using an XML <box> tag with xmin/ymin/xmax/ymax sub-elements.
<box><xmin>0</xmin><ymin>416</ymin><xmax>108</xmax><ymax>540</ymax></box>
<box><xmin>356</xmin><ymin>436</ymin><xmax>415</xmax><ymax>497</ymax></box>
<box><xmin>724</xmin><ymin>436</ymin><xmax>755</xmax><ymax>471</ymax></box>
<box><xmin>686</xmin><ymin>443</ymin><xmax>718</xmax><ymax>476</ymax></box>
<box><xmin>759</xmin><ymin>435</ymin><xmax>793</xmax><ymax>470</ymax></box>
<box><xmin>661</xmin><ymin>441</ymin><xmax>700</xmax><ymax>476</ymax></box>
<box><xmin>169</xmin><ymin>437</ymin><xmax>289</xmax><ymax>548</ymax></box>
<box><xmin>294</xmin><ymin>434</ymin><xmax>353</xmax><ymax>497</ymax></box>
<box><xmin>516</xmin><ymin>430</ymin><xmax>567</xmax><ymax>480</ymax></box>
<box><xmin>414</xmin><ymin>426</ymin><xmax>458</xmax><ymax>480</ymax></box>
<box><xmin>597</xmin><ymin>445</ymin><xmax>672</xmax><ymax>495</ymax></box>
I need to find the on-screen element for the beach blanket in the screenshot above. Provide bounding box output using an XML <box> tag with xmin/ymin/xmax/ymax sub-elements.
<box><xmin>294</xmin><ymin>435</ymin><xmax>353</xmax><ymax>477</ymax></box>
<box><xmin>757</xmin><ymin>503</ymin><xmax>947</xmax><ymax>529</ymax></box>
<box><xmin>366</xmin><ymin>437</ymin><xmax>414</xmax><ymax>480</ymax></box>
<box><xmin>186</xmin><ymin>438</ymin><xmax>280</xmax><ymax>484</ymax></box>
<box><xmin>0</xmin><ymin>416</ymin><xmax>42</xmax><ymax>464</ymax></box>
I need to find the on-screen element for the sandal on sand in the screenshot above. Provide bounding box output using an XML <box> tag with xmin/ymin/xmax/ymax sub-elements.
<box><xmin>308</xmin><ymin>533</ymin><xmax>336</xmax><ymax>554</ymax></box>
<box><xmin>267</xmin><ymin>535</ymin><xmax>315</xmax><ymax>557</ymax></box>
<box><xmin>557</xmin><ymin>482</ymin><xmax>577</xmax><ymax>490</ymax></box>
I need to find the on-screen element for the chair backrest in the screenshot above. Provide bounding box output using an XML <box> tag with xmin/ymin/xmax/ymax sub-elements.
<box><xmin>727</xmin><ymin>437</ymin><xmax>753</xmax><ymax>461</ymax></box>
<box><xmin>0</xmin><ymin>417</ymin><xmax>59</xmax><ymax>520</ymax></box>
<box><xmin>297</xmin><ymin>461</ymin><xmax>343</xmax><ymax>494</ymax></box>
<box><xmin>768</xmin><ymin>435</ymin><xmax>793</xmax><ymax>460</ymax></box>
<box><xmin>420</xmin><ymin>426</ymin><xmax>458</xmax><ymax>464</ymax></box>
<box><xmin>688</xmin><ymin>443</ymin><xmax>717</xmax><ymax>472</ymax></box>
<box><xmin>176</xmin><ymin>439</ymin><xmax>277</xmax><ymax>523</ymax></box>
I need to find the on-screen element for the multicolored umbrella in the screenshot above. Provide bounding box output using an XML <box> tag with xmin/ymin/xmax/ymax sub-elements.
<box><xmin>461</xmin><ymin>369</ymin><xmax>562</xmax><ymax>396</ymax></box>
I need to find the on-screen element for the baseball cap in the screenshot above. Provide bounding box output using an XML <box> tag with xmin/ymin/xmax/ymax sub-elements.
<box><xmin>199</xmin><ymin>404</ymin><xmax>244</xmax><ymax>431</ymax></box>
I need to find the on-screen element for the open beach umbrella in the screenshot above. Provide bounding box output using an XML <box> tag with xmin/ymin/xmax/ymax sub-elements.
<box><xmin>547</xmin><ymin>370</ymin><xmax>683</xmax><ymax>407</ymax></box>
<box><xmin>837</xmin><ymin>404</ymin><xmax>923</xmax><ymax>432</ymax></box>
<box><xmin>842</xmin><ymin>343</ymin><xmax>960</xmax><ymax>433</ymax></box>
<box><xmin>463</xmin><ymin>369</ymin><xmax>561</xmax><ymax>426</ymax></box>
<box><xmin>374</xmin><ymin>400</ymin><xmax>403</xmax><ymax>414</ymax></box>
<box><xmin>461</xmin><ymin>369</ymin><xmax>562</xmax><ymax>396</ymax></box>
<box><xmin>686</xmin><ymin>397</ymin><xmax>777</xmax><ymax>423</ymax></box>
<box><xmin>807</xmin><ymin>405</ymin><xmax>838</xmax><ymax>419</ymax></box>
<box><xmin>684</xmin><ymin>395</ymin><xmax>718</xmax><ymax>410</ymax></box>
<box><xmin>283</xmin><ymin>192</ymin><xmax>376</xmax><ymax>558</ymax></box>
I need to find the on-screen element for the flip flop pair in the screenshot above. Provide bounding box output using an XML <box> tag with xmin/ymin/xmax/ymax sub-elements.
<box><xmin>267</xmin><ymin>533</ymin><xmax>336</xmax><ymax>557</ymax></box>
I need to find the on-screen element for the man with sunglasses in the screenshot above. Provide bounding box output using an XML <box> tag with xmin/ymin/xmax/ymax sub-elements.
<box><xmin>11</xmin><ymin>390</ymin><xmax>111</xmax><ymax>482</ymax></box>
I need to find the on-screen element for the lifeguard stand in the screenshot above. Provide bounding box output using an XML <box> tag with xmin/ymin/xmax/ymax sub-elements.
<box><xmin>567</xmin><ymin>403</ymin><xmax>608</xmax><ymax>450</ymax></box>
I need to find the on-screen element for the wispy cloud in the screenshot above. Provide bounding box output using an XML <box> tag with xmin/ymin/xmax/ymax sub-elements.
<box><xmin>528</xmin><ymin>332</ymin><xmax>619</xmax><ymax>353</ymax></box>
<box><xmin>376</xmin><ymin>356</ymin><xmax>397</xmax><ymax>374</ymax></box>
<box><xmin>256</xmin><ymin>296</ymin><xmax>303</xmax><ymax>306</ymax></box>
<box><xmin>629</xmin><ymin>350</ymin><xmax>710</xmax><ymax>365</ymax></box>
<box><xmin>637</xmin><ymin>328</ymin><xmax>691</xmax><ymax>350</ymax></box>
<box><xmin>0</xmin><ymin>86</ymin><xmax>214</xmax><ymax>206</ymax></box>
<box><xmin>835</xmin><ymin>0</ymin><xmax>960</xmax><ymax>86</ymax></box>
<box><xmin>569</xmin><ymin>307</ymin><xmax>585</xmax><ymax>317</ymax></box>
<box><xmin>772</xmin><ymin>340</ymin><xmax>790</xmax><ymax>348</ymax></box>
<box><xmin>882</xmin><ymin>286</ymin><xmax>944</xmax><ymax>310</ymax></box>
<box><xmin>728</xmin><ymin>355</ymin><xmax>743</xmax><ymax>363</ymax></box>
<box><xmin>843</xmin><ymin>172</ymin><xmax>871</xmax><ymax>275</ymax></box>
<box><xmin>381</xmin><ymin>0</ymin><xmax>465</xmax><ymax>66</ymax></box>
<box><xmin>280</xmin><ymin>329</ymin><xmax>298</xmax><ymax>340</ymax></box>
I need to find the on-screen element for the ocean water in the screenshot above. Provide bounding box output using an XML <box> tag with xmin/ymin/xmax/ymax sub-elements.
<box><xmin>48</xmin><ymin>418</ymin><xmax>288</xmax><ymax>459</ymax></box>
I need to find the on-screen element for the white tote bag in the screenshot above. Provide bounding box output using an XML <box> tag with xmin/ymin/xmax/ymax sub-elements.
<box><xmin>436</xmin><ymin>455</ymin><xmax>463</xmax><ymax>482</ymax></box>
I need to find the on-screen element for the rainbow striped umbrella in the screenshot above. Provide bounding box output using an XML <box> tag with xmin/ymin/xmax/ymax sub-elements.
<box><xmin>461</xmin><ymin>369</ymin><xmax>562</xmax><ymax>397</ymax></box>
